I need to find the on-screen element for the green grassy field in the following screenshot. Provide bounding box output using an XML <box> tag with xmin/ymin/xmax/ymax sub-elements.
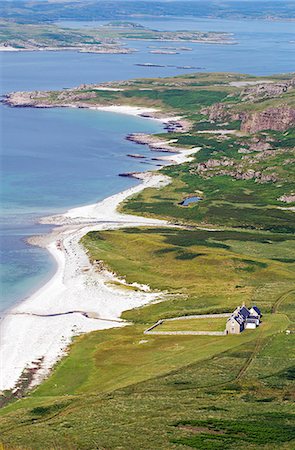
<box><xmin>81</xmin><ymin>227</ymin><xmax>295</xmax><ymax>323</ymax></box>
<box><xmin>121</xmin><ymin>128</ymin><xmax>295</xmax><ymax>232</ymax></box>
<box><xmin>157</xmin><ymin>317</ymin><xmax>227</xmax><ymax>332</ymax></box>
<box><xmin>1</xmin><ymin>225</ymin><xmax>294</xmax><ymax>449</ymax></box>
<box><xmin>0</xmin><ymin>312</ymin><xmax>293</xmax><ymax>449</ymax></box>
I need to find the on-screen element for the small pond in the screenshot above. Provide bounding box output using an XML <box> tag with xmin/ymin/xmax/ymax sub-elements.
<box><xmin>180</xmin><ymin>196</ymin><xmax>202</xmax><ymax>206</ymax></box>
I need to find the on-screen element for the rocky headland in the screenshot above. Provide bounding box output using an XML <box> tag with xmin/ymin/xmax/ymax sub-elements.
<box><xmin>202</xmin><ymin>78</ymin><xmax>295</xmax><ymax>133</ymax></box>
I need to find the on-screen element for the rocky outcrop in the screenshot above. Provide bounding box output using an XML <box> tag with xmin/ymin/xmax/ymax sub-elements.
<box><xmin>55</xmin><ymin>91</ymin><xmax>97</xmax><ymax>101</ymax></box>
<box><xmin>197</xmin><ymin>158</ymin><xmax>235</xmax><ymax>171</ymax></box>
<box><xmin>201</xmin><ymin>103</ymin><xmax>231</xmax><ymax>122</ymax></box>
<box><xmin>118</xmin><ymin>172</ymin><xmax>141</xmax><ymax>179</ymax></box>
<box><xmin>202</xmin><ymin>102</ymin><xmax>295</xmax><ymax>134</ymax></box>
<box><xmin>240</xmin><ymin>79</ymin><xmax>295</xmax><ymax>102</ymax></box>
<box><xmin>3</xmin><ymin>91</ymin><xmax>47</xmax><ymax>107</ymax></box>
<box><xmin>278</xmin><ymin>194</ymin><xmax>295</xmax><ymax>203</ymax></box>
<box><xmin>248</xmin><ymin>139</ymin><xmax>272</xmax><ymax>152</ymax></box>
<box><xmin>195</xmin><ymin>157</ymin><xmax>278</xmax><ymax>183</ymax></box>
<box><xmin>201</xmin><ymin>102</ymin><xmax>245</xmax><ymax>123</ymax></box>
<box><xmin>127</xmin><ymin>154</ymin><xmax>146</xmax><ymax>159</ymax></box>
<box><xmin>241</xmin><ymin>107</ymin><xmax>295</xmax><ymax>133</ymax></box>
<box><xmin>126</xmin><ymin>133</ymin><xmax>188</xmax><ymax>153</ymax></box>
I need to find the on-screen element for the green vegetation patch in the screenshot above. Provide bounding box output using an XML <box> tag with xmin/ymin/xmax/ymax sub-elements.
<box><xmin>30</xmin><ymin>402</ymin><xmax>69</xmax><ymax>418</ymax></box>
<box><xmin>122</xmin><ymin>88</ymin><xmax>229</xmax><ymax>111</ymax></box>
<box><xmin>123</xmin><ymin>166</ymin><xmax>295</xmax><ymax>232</ymax></box>
<box><xmin>82</xmin><ymin>227</ymin><xmax>295</xmax><ymax>323</ymax></box>
<box><xmin>157</xmin><ymin>317</ymin><xmax>226</xmax><ymax>332</ymax></box>
<box><xmin>0</xmin><ymin>315</ymin><xmax>292</xmax><ymax>449</ymax></box>
<box><xmin>172</xmin><ymin>416</ymin><xmax>295</xmax><ymax>449</ymax></box>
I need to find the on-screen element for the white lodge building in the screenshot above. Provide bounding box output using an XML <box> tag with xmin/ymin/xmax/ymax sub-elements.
<box><xmin>226</xmin><ymin>305</ymin><xmax>262</xmax><ymax>334</ymax></box>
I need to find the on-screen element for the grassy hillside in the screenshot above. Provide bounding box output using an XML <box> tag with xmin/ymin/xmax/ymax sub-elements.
<box><xmin>1</xmin><ymin>313</ymin><xmax>293</xmax><ymax>449</ymax></box>
<box><xmin>81</xmin><ymin>228</ymin><xmax>295</xmax><ymax>322</ymax></box>
<box><xmin>1</xmin><ymin>0</ymin><xmax>295</xmax><ymax>24</ymax></box>
<box><xmin>122</xmin><ymin>144</ymin><xmax>295</xmax><ymax>232</ymax></box>
<box><xmin>1</xmin><ymin>226</ymin><xmax>294</xmax><ymax>449</ymax></box>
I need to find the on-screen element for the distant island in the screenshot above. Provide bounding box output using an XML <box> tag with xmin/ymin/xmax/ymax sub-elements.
<box><xmin>1</xmin><ymin>0</ymin><xmax>295</xmax><ymax>23</ymax></box>
<box><xmin>0</xmin><ymin>20</ymin><xmax>235</xmax><ymax>53</ymax></box>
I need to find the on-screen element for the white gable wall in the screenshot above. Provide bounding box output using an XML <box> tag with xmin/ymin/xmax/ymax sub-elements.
<box><xmin>245</xmin><ymin>322</ymin><xmax>257</xmax><ymax>329</ymax></box>
<box><xmin>250</xmin><ymin>307</ymin><xmax>259</xmax><ymax>317</ymax></box>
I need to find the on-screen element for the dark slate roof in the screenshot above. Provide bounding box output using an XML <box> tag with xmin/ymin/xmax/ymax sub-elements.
<box><xmin>248</xmin><ymin>315</ymin><xmax>258</xmax><ymax>321</ymax></box>
<box><xmin>233</xmin><ymin>314</ymin><xmax>245</xmax><ymax>325</ymax></box>
<box><xmin>252</xmin><ymin>305</ymin><xmax>261</xmax><ymax>315</ymax></box>
<box><xmin>239</xmin><ymin>306</ymin><xmax>250</xmax><ymax>319</ymax></box>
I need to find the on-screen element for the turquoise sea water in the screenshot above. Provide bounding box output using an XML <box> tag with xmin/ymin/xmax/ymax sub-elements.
<box><xmin>0</xmin><ymin>106</ymin><xmax>164</xmax><ymax>312</ymax></box>
<box><xmin>0</xmin><ymin>16</ymin><xmax>294</xmax><ymax>313</ymax></box>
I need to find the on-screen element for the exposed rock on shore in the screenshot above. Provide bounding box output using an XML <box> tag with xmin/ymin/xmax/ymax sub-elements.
<box><xmin>127</xmin><ymin>154</ymin><xmax>146</xmax><ymax>159</ymax></box>
<box><xmin>118</xmin><ymin>172</ymin><xmax>142</xmax><ymax>179</ymax></box>
<box><xmin>126</xmin><ymin>133</ymin><xmax>191</xmax><ymax>154</ymax></box>
<box><xmin>3</xmin><ymin>91</ymin><xmax>48</xmax><ymax>107</ymax></box>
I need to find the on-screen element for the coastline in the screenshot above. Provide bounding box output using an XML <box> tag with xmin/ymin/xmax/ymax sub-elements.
<box><xmin>0</xmin><ymin>45</ymin><xmax>134</xmax><ymax>54</ymax></box>
<box><xmin>2</xmin><ymin>94</ymin><xmax>191</xmax><ymax>132</ymax></box>
<box><xmin>0</xmin><ymin>106</ymin><xmax>198</xmax><ymax>394</ymax></box>
<box><xmin>0</xmin><ymin>36</ymin><xmax>235</xmax><ymax>54</ymax></box>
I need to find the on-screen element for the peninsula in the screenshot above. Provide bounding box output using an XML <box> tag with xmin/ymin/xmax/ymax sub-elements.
<box><xmin>0</xmin><ymin>20</ymin><xmax>234</xmax><ymax>53</ymax></box>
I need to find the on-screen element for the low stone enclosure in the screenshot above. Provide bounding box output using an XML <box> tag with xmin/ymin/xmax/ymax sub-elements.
<box><xmin>144</xmin><ymin>314</ymin><xmax>230</xmax><ymax>336</ymax></box>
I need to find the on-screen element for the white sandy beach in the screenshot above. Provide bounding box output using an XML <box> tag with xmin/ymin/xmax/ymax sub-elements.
<box><xmin>0</xmin><ymin>108</ymin><xmax>198</xmax><ymax>392</ymax></box>
<box><xmin>0</xmin><ymin>174</ymin><xmax>168</xmax><ymax>392</ymax></box>
<box><xmin>0</xmin><ymin>45</ymin><xmax>22</xmax><ymax>52</ymax></box>
<box><xmin>89</xmin><ymin>105</ymin><xmax>158</xmax><ymax>117</ymax></box>
<box><xmin>89</xmin><ymin>105</ymin><xmax>183</xmax><ymax>125</ymax></box>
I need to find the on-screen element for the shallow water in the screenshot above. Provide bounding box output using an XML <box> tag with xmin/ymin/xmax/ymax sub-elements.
<box><xmin>55</xmin><ymin>17</ymin><xmax>295</xmax><ymax>76</ymax></box>
<box><xmin>0</xmin><ymin>106</ymin><xmax>164</xmax><ymax>312</ymax></box>
<box><xmin>0</xmin><ymin>15</ymin><xmax>294</xmax><ymax>312</ymax></box>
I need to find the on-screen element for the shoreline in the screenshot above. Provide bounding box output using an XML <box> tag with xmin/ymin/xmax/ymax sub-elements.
<box><xmin>0</xmin><ymin>106</ymin><xmax>198</xmax><ymax>394</ymax></box>
<box><xmin>0</xmin><ymin>35</ymin><xmax>235</xmax><ymax>54</ymax></box>
<box><xmin>2</xmin><ymin>94</ymin><xmax>192</xmax><ymax>132</ymax></box>
<box><xmin>0</xmin><ymin>45</ymin><xmax>134</xmax><ymax>54</ymax></box>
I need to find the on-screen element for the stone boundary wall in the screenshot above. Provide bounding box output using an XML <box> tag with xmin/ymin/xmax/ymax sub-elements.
<box><xmin>144</xmin><ymin>320</ymin><xmax>164</xmax><ymax>333</ymax></box>
<box><xmin>144</xmin><ymin>330</ymin><xmax>226</xmax><ymax>336</ymax></box>
<box><xmin>165</xmin><ymin>313</ymin><xmax>230</xmax><ymax>321</ymax></box>
<box><xmin>144</xmin><ymin>313</ymin><xmax>230</xmax><ymax>336</ymax></box>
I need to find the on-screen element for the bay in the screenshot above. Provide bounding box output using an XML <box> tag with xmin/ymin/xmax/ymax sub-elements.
<box><xmin>0</xmin><ymin>106</ymin><xmax>164</xmax><ymax>312</ymax></box>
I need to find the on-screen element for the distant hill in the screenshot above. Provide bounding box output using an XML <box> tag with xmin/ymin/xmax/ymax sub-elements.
<box><xmin>1</xmin><ymin>1</ymin><xmax>295</xmax><ymax>23</ymax></box>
